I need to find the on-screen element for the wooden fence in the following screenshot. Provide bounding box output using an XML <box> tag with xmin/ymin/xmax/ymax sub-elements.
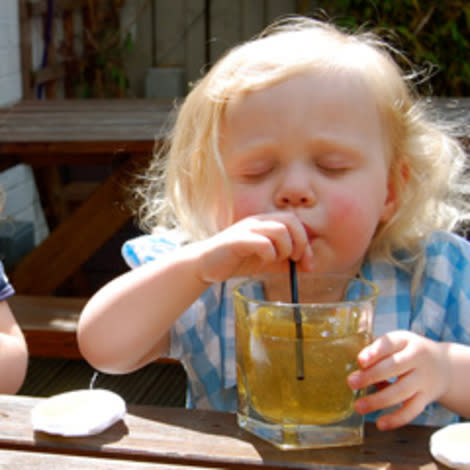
<box><xmin>20</xmin><ymin>0</ymin><xmax>302</xmax><ymax>99</ymax></box>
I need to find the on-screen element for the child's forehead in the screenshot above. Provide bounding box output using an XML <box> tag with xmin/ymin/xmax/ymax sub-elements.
<box><xmin>222</xmin><ymin>67</ymin><xmax>377</xmax><ymax>114</ymax></box>
<box><xmin>209</xmin><ymin>32</ymin><xmax>386</xmax><ymax>105</ymax></box>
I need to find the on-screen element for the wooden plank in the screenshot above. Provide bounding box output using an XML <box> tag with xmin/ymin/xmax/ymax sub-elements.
<box><xmin>155</xmin><ymin>0</ymin><xmax>186</xmax><ymax>66</ymax></box>
<box><xmin>0</xmin><ymin>100</ymin><xmax>176</xmax><ymax>145</ymax></box>
<box><xmin>63</xmin><ymin>8</ymin><xmax>75</xmax><ymax>97</ymax></box>
<box><xmin>10</xmin><ymin>295</ymin><xmax>85</xmax><ymax>358</ymax></box>
<box><xmin>20</xmin><ymin>328</ymin><xmax>80</xmax><ymax>358</ymax></box>
<box><xmin>185</xmin><ymin>0</ymin><xmax>206</xmax><ymax>86</ymax></box>
<box><xmin>34</xmin><ymin>165</ymin><xmax>69</xmax><ymax>227</ymax></box>
<box><xmin>210</xmin><ymin>0</ymin><xmax>241</xmax><ymax>63</ymax></box>
<box><xmin>265</xmin><ymin>0</ymin><xmax>297</xmax><ymax>24</ymax></box>
<box><xmin>240</xmin><ymin>0</ymin><xmax>265</xmax><ymax>41</ymax></box>
<box><xmin>10</xmin><ymin>294</ymin><xmax>181</xmax><ymax>363</ymax></box>
<box><xmin>19</xmin><ymin>0</ymin><xmax>34</xmax><ymax>99</ymax></box>
<box><xmin>121</xmin><ymin>0</ymin><xmax>153</xmax><ymax>97</ymax></box>
<box><xmin>0</xmin><ymin>395</ymin><xmax>441</xmax><ymax>469</ymax></box>
<box><xmin>10</xmin><ymin>295</ymin><xmax>85</xmax><ymax>331</ymax></box>
<box><xmin>10</xmin><ymin>156</ymin><xmax>145</xmax><ymax>295</ymax></box>
<box><xmin>39</xmin><ymin>3</ymin><xmax>61</xmax><ymax>99</ymax></box>
<box><xmin>0</xmin><ymin>98</ymin><xmax>176</xmax><ymax>110</ymax></box>
<box><xmin>61</xmin><ymin>181</ymin><xmax>100</xmax><ymax>202</ymax></box>
<box><xmin>0</xmin><ymin>142</ymin><xmax>154</xmax><ymax>165</ymax></box>
<box><xmin>0</xmin><ymin>449</ymin><xmax>217</xmax><ymax>470</ymax></box>
<box><xmin>30</xmin><ymin>0</ymin><xmax>89</xmax><ymax>16</ymax></box>
<box><xmin>33</xmin><ymin>64</ymin><xmax>66</xmax><ymax>87</ymax></box>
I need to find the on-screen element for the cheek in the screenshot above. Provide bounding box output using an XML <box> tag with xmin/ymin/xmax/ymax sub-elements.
<box><xmin>327</xmin><ymin>189</ymin><xmax>384</xmax><ymax>242</ymax></box>
<box><xmin>328</xmin><ymin>193</ymin><xmax>357</xmax><ymax>220</ymax></box>
<box><xmin>232</xmin><ymin>189</ymin><xmax>267</xmax><ymax>222</ymax></box>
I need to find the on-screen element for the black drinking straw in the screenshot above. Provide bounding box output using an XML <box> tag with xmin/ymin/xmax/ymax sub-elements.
<box><xmin>289</xmin><ymin>259</ymin><xmax>305</xmax><ymax>380</ymax></box>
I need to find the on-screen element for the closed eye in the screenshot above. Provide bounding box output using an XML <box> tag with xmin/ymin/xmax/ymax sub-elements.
<box><xmin>240</xmin><ymin>168</ymin><xmax>274</xmax><ymax>182</ymax></box>
<box><xmin>315</xmin><ymin>153</ymin><xmax>356</xmax><ymax>174</ymax></box>
<box><xmin>237</xmin><ymin>160</ymin><xmax>276</xmax><ymax>182</ymax></box>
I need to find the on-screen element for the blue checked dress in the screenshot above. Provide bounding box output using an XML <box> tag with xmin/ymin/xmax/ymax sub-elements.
<box><xmin>122</xmin><ymin>230</ymin><xmax>470</xmax><ymax>426</ymax></box>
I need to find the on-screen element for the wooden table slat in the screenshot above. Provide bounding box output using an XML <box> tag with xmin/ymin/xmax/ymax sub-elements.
<box><xmin>0</xmin><ymin>99</ymin><xmax>176</xmax><ymax>149</ymax></box>
<box><xmin>0</xmin><ymin>449</ymin><xmax>220</xmax><ymax>470</ymax></box>
<box><xmin>0</xmin><ymin>395</ymin><xmax>444</xmax><ymax>469</ymax></box>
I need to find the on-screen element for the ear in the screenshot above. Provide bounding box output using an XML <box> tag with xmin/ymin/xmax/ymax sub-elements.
<box><xmin>380</xmin><ymin>161</ymin><xmax>408</xmax><ymax>223</ymax></box>
<box><xmin>379</xmin><ymin>179</ymin><xmax>398</xmax><ymax>223</ymax></box>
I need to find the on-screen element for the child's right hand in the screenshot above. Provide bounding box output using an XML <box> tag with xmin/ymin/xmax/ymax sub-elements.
<box><xmin>195</xmin><ymin>212</ymin><xmax>314</xmax><ymax>283</ymax></box>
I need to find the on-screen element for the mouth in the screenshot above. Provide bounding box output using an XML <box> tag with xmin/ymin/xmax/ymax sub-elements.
<box><xmin>302</xmin><ymin>223</ymin><xmax>317</xmax><ymax>242</ymax></box>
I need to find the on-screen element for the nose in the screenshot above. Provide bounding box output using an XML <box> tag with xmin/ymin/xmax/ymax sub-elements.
<box><xmin>274</xmin><ymin>164</ymin><xmax>316</xmax><ymax>208</ymax></box>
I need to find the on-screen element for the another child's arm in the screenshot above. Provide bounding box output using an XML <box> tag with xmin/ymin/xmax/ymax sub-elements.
<box><xmin>0</xmin><ymin>300</ymin><xmax>28</xmax><ymax>393</ymax></box>
<box><xmin>348</xmin><ymin>330</ymin><xmax>470</xmax><ymax>430</ymax></box>
<box><xmin>78</xmin><ymin>212</ymin><xmax>313</xmax><ymax>375</ymax></box>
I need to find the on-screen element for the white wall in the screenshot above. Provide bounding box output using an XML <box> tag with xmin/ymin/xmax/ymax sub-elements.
<box><xmin>0</xmin><ymin>0</ymin><xmax>21</xmax><ymax>104</ymax></box>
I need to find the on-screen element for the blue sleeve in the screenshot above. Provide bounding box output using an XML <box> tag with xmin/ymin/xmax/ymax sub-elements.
<box><xmin>121</xmin><ymin>234</ymin><xmax>181</xmax><ymax>269</ymax></box>
<box><xmin>0</xmin><ymin>261</ymin><xmax>15</xmax><ymax>300</ymax></box>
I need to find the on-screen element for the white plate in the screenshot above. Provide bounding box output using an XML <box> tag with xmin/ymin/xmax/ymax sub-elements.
<box><xmin>31</xmin><ymin>389</ymin><xmax>126</xmax><ymax>437</ymax></box>
<box><xmin>430</xmin><ymin>422</ymin><xmax>470</xmax><ymax>469</ymax></box>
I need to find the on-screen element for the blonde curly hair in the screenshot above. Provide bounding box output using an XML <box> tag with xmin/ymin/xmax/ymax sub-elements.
<box><xmin>134</xmin><ymin>15</ymin><xmax>469</xmax><ymax>270</ymax></box>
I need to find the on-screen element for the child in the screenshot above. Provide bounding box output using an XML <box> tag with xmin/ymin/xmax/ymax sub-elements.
<box><xmin>0</xmin><ymin>259</ymin><xmax>28</xmax><ymax>393</ymax></box>
<box><xmin>78</xmin><ymin>16</ymin><xmax>470</xmax><ymax>431</ymax></box>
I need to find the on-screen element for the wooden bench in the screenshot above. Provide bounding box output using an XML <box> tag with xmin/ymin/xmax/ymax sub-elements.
<box><xmin>10</xmin><ymin>295</ymin><xmax>179</xmax><ymax>365</ymax></box>
<box><xmin>10</xmin><ymin>295</ymin><xmax>86</xmax><ymax>359</ymax></box>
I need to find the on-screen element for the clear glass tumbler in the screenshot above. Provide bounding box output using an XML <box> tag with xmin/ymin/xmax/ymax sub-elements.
<box><xmin>233</xmin><ymin>273</ymin><xmax>378</xmax><ymax>449</ymax></box>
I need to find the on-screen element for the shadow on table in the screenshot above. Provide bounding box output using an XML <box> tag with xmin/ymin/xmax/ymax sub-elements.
<box><xmin>127</xmin><ymin>406</ymin><xmax>439</xmax><ymax>469</ymax></box>
<box><xmin>33</xmin><ymin>418</ymin><xmax>130</xmax><ymax>450</ymax></box>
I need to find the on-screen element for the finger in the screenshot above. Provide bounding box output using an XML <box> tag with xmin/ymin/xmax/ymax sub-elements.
<box><xmin>375</xmin><ymin>392</ymin><xmax>428</xmax><ymax>430</ymax></box>
<box><xmin>251</xmin><ymin>220</ymin><xmax>294</xmax><ymax>260</ymax></box>
<box><xmin>282</xmin><ymin>217</ymin><xmax>309</xmax><ymax>262</ymax></box>
<box><xmin>357</xmin><ymin>332</ymin><xmax>409</xmax><ymax>368</ymax></box>
<box><xmin>353</xmin><ymin>371</ymin><xmax>418</xmax><ymax>415</ymax></box>
<box><xmin>238</xmin><ymin>232</ymin><xmax>279</xmax><ymax>264</ymax></box>
<box><xmin>350</xmin><ymin>346</ymin><xmax>419</xmax><ymax>390</ymax></box>
<box><xmin>296</xmin><ymin>244</ymin><xmax>314</xmax><ymax>272</ymax></box>
<box><xmin>256</xmin><ymin>212</ymin><xmax>309</xmax><ymax>262</ymax></box>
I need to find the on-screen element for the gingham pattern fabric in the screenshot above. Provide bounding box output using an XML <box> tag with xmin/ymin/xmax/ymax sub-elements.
<box><xmin>122</xmin><ymin>230</ymin><xmax>470</xmax><ymax>426</ymax></box>
<box><xmin>0</xmin><ymin>261</ymin><xmax>14</xmax><ymax>300</ymax></box>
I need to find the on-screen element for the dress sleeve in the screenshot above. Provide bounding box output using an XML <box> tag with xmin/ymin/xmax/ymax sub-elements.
<box><xmin>0</xmin><ymin>261</ymin><xmax>15</xmax><ymax>300</ymax></box>
<box><xmin>121</xmin><ymin>233</ymin><xmax>182</xmax><ymax>268</ymax></box>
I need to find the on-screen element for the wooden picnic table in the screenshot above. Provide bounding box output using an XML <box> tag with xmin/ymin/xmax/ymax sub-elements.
<box><xmin>0</xmin><ymin>394</ymin><xmax>446</xmax><ymax>469</ymax></box>
<box><xmin>0</xmin><ymin>99</ymin><xmax>176</xmax><ymax>295</ymax></box>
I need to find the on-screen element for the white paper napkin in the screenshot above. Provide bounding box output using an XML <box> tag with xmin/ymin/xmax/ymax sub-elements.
<box><xmin>31</xmin><ymin>389</ymin><xmax>126</xmax><ymax>437</ymax></box>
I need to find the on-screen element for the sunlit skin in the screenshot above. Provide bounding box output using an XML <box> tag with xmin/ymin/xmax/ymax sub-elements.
<box><xmin>0</xmin><ymin>300</ymin><xmax>28</xmax><ymax>393</ymax></box>
<box><xmin>77</xmin><ymin>69</ymin><xmax>470</xmax><ymax>430</ymax></box>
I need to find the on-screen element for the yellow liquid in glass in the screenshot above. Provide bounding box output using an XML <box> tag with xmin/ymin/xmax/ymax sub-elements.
<box><xmin>236</xmin><ymin>306</ymin><xmax>370</xmax><ymax>425</ymax></box>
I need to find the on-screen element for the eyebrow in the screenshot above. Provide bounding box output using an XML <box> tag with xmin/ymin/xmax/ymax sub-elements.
<box><xmin>222</xmin><ymin>139</ymin><xmax>278</xmax><ymax>162</ymax></box>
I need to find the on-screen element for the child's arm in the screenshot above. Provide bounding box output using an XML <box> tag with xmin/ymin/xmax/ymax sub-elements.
<box><xmin>0</xmin><ymin>300</ymin><xmax>28</xmax><ymax>393</ymax></box>
<box><xmin>347</xmin><ymin>330</ymin><xmax>470</xmax><ymax>430</ymax></box>
<box><xmin>78</xmin><ymin>212</ymin><xmax>313</xmax><ymax>375</ymax></box>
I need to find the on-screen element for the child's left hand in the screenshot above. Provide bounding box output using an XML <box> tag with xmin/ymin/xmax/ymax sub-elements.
<box><xmin>347</xmin><ymin>330</ymin><xmax>449</xmax><ymax>430</ymax></box>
